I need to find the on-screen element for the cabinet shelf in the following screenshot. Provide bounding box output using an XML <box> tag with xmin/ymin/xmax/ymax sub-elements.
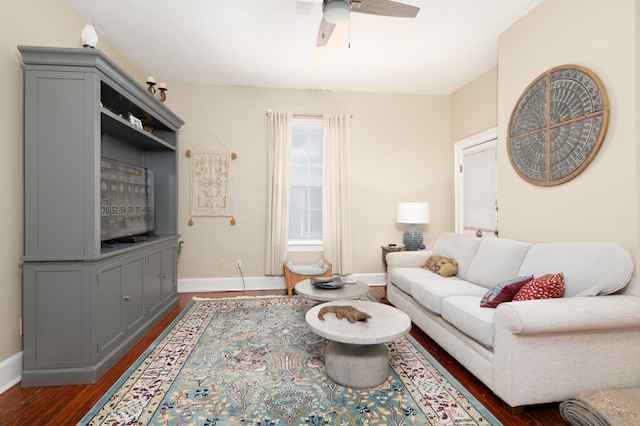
<box><xmin>101</xmin><ymin>108</ymin><xmax>176</xmax><ymax>151</ymax></box>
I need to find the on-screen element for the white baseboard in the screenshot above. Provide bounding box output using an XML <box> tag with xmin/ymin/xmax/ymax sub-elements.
<box><xmin>0</xmin><ymin>352</ymin><xmax>22</xmax><ymax>395</ymax></box>
<box><xmin>178</xmin><ymin>273</ymin><xmax>387</xmax><ymax>293</ymax></box>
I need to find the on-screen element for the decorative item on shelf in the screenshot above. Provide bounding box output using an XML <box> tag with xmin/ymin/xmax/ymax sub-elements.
<box><xmin>157</xmin><ymin>82</ymin><xmax>167</xmax><ymax>102</ymax></box>
<box><xmin>396</xmin><ymin>202</ymin><xmax>430</xmax><ymax>251</ymax></box>
<box><xmin>81</xmin><ymin>24</ymin><xmax>98</xmax><ymax>48</ymax></box>
<box><xmin>146</xmin><ymin>76</ymin><xmax>156</xmax><ymax>94</ymax></box>
<box><xmin>128</xmin><ymin>113</ymin><xmax>143</xmax><ymax>129</ymax></box>
<box><xmin>145</xmin><ymin>76</ymin><xmax>168</xmax><ymax>102</ymax></box>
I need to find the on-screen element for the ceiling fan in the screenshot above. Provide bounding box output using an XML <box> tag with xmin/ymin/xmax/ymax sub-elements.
<box><xmin>316</xmin><ymin>0</ymin><xmax>420</xmax><ymax>47</ymax></box>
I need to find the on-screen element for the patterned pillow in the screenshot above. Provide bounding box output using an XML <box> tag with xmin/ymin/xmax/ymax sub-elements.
<box><xmin>480</xmin><ymin>275</ymin><xmax>534</xmax><ymax>308</ymax></box>
<box><xmin>513</xmin><ymin>273</ymin><xmax>565</xmax><ymax>301</ymax></box>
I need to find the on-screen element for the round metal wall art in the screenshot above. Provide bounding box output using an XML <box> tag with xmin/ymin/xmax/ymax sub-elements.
<box><xmin>507</xmin><ymin>64</ymin><xmax>609</xmax><ymax>186</ymax></box>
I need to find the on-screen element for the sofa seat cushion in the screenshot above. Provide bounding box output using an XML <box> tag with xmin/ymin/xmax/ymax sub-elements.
<box><xmin>411</xmin><ymin>277</ymin><xmax>487</xmax><ymax>315</ymax></box>
<box><xmin>441</xmin><ymin>296</ymin><xmax>495</xmax><ymax>347</ymax></box>
<box><xmin>389</xmin><ymin>267</ymin><xmax>435</xmax><ymax>294</ymax></box>
<box><xmin>517</xmin><ymin>242</ymin><xmax>633</xmax><ymax>296</ymax></box>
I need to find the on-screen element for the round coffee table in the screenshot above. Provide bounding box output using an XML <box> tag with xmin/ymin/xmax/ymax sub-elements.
<box><xmin>294</xmin><ymin>279</ymin><xmax>369</xmax><ymax>301</ymax></box>
<box><xmin>305</xmin><ymin>300</ymin><xmax>411</xmax><ymax>389</ymax></box>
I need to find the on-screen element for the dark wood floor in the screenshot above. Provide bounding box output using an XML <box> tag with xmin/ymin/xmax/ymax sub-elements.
<box><xmin>0</xmin><ymin>288</ymin><xmax>565</xmax><ymax>425</ymax></box>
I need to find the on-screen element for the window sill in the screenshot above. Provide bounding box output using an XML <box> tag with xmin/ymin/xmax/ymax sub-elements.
<box><xmin>288</xmin><ymin>241</ymin><xmax>323</xmax><ymax>253</ymax></box>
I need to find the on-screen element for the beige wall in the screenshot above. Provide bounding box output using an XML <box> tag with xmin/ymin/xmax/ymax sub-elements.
<box><xmin>450</xmin><ymin>66</ymin><xmax>498</xmax><ymax>142</ymax></box>
<box><xmin>497</xmin><ymin>0</ymin><xmax>638</xmax><ymax>265</ymax></box>
<box><xmin>167</xmin><ymin>85</ymin><xmax>451</xmax><ymax>279</ymax></box>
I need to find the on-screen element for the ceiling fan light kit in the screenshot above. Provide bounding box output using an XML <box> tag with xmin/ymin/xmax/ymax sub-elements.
<box><xmin>323</xmin><ymin>0</ymin><xmax>351</xmax><ymax>24</ymax></box>
<box><xmin>316</xmin><ymin>0</ymin><xmax>420</xmax><ymax>47</ymax></box>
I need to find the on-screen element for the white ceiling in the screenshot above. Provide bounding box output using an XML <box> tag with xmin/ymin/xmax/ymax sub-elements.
<box><xmin>67</xmin><ymin>0</ymin><xmax>542</xmax><ymax>95</ymax></box>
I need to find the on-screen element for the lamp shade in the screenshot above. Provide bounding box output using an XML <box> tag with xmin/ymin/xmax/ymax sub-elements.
<box><xmin>396</xmin><ymin>202</ymin><xmax>430</xmax><ymax>224</ymax></box>
<box><xmin>323</xmin><ymin>0</ymin><xmax>351</xmax><ymax>24</ymax></box>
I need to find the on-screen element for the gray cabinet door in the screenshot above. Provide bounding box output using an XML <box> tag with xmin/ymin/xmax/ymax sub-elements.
<box><xmin>23</xmin><ymin>69</ymin><xmax>99</xmax><ymax>258</ymax></box>
<box><xmin>161</xmin><ymin>245</ymin><xmax>177</xmax><ymax>300</ymax></box>
<box><xmin>96</xmin><ymin>262</ymin><xmax>125</xmax><ymax>354</ymax></box>
<box><xmin>124</xmin><ymin>255</ymin><xmax>146</xmax><ymax>332</ymax></box>
<box><xmin>145</xmin><ymin>250</ymin><xmax>163</xmax><ymax>315</ymax></box>
<box><xmin>22</xmin><ymin>263</ymin><xmax>88</xmax><ymax>370</ymax></box>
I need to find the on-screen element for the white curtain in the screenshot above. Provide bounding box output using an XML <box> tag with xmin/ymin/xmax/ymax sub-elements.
<box><xmin>322</xmin><ymin>114</ymin><xmax>353</xmax><ymax>275</ymax></box>
<box><xmin>264</xmin><ymin>111</ymin><xmax>292</xmax><ymax>275</ymax></box>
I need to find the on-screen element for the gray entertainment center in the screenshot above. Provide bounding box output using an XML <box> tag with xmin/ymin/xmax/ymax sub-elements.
<box><xmin>19</xmin><ymin>46</ymin><xmax>184</xmax><ymax>386</ymax></box>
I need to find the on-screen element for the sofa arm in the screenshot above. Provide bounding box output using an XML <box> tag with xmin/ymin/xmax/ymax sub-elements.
<box><xmin>386</xmin><ymin>250</ymin><xmax>432</xmax><ymax>286</ymax></box>
<box><xmin>495</xmin><ymin>295</ymin><xmax>640</xmax><ymax>334</ymax></box>
<box><xmin>386</xmin><ymin>250</ymin><xmax>431</xmax><ymax>269</ymax></box>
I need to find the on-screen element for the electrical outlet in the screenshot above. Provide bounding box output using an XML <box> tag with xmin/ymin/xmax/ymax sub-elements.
<box><xmin>236</xmin><ymin>259</ymin><xmax>242</xmax><ymax>268</ymax></box>
<box><xmin>218</xmin><ymin>260</ymin><xmax>225</xmax><ymax>270</ymax></box>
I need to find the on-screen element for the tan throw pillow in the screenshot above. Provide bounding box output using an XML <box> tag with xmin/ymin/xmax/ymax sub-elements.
<box><xmin>424</xmin><ymin>255</ymin><xmax>459</xmax><ymax>277</ymax></box>
<box><xmin>513</xmin><ymin>273</ymin><xmax>565</xmax><ymax>301</ymax></box>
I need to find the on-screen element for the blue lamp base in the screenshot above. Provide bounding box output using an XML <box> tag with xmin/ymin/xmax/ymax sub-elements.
<box><xmin>403</xmin><ymin>224</ymin><xmax>423</xmax><ymax>251</ymax></box>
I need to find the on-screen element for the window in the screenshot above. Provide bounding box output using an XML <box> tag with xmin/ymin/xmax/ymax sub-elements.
<box><xmin>288</xmin><ymin>117</ymin><xmax>323</xmax><ymax>246</ymax></box>
<box><xmin>454</xmin><ymin>128</ymin><xmax>498</xmax><ymax>237</ymax></box>
<box><xmin>464</xmin><ymin>146</ymin><xmax>497</xmax><ymax>232</ymax></box>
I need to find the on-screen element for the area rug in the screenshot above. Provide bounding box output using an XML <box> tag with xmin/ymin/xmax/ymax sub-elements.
<box><xmin>79</xmin><ymin>296</ymin><xmax>501</xmax><ymax>425</ymax></box>
<box><xmin>560</xmin><ymin>387</ymin><xmax>640</xmax><ymax>425</ymax></box>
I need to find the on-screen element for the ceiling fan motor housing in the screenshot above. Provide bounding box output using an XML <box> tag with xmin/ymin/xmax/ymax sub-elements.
<box><xmin>323</xmin><ymin>0</ymin><xmax>351</xmax><ymax>24</ymax></box>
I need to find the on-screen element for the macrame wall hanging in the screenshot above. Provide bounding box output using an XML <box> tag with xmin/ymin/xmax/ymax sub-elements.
<box><xmin>185</xmin><ymin>131</ymin><xmax>237</xmax><ymax>226</ymax></box>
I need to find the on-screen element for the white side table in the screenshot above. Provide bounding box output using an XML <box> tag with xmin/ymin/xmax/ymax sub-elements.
<box><xmin>294</xmin><ymin>279</ymin><xmax>369</xmax><ymax>301</ymax></box>
<box><xmin>305</xmin><ymin>300</ymin><xmax>411</xmax><ymax>389</ymax></box>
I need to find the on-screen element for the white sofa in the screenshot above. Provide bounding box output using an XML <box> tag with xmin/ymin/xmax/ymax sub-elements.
<box><xmin>386</xmin><ymin>232</ymin><xmax>640</xmax><ymax>411</ymax></box>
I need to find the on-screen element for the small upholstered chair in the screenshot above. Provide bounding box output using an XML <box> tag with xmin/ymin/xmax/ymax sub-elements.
<box><xmin>283</xmin><ymin>260</ymin><xmax>333</xmax><ymax>297</ymax></box>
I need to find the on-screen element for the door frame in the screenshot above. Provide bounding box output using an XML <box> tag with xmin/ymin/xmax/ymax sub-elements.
<box><xmin>454</xmin><ymin>127</ymin><xmax>498</xmax><ymax>235</ymax></box>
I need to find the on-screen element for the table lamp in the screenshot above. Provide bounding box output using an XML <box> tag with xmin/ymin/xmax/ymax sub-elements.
<box><xmin>396</xmin><ymin>202</ymin><xmax>430</xmax><ymax>251</ymax></box>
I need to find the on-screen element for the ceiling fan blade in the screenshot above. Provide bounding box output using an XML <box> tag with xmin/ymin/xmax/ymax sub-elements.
<box><xmin>316</xmin><ymin>18</ymin><xmax>336</xmax><ymax>47</ymax></box>
<box><xmin>351</xmin><ymin>0</ymin><xmax>419</xmax><ymax>18</ymax></box>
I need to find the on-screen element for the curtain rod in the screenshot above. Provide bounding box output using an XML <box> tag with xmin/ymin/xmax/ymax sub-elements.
<box><xmin>265</xmin><ymin>110</ymin><xmax>352</xmax><ymax>118</ymax></box>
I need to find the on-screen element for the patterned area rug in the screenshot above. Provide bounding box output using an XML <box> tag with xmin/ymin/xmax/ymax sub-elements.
<box><xmin>79</xmin><ymin>296</ymin><xmax>500</xmax><ymax>425</ymax></box>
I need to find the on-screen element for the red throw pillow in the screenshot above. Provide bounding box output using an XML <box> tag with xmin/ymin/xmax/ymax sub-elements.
<box><xmin>480</xmin><ymin>275</ymin><xmax>534</xmax><ymax>308</ymax></box>
<box><xmin>513</xmin><ymin>273</ymin><xmax>565</xmax><ymax>301</ymax></box>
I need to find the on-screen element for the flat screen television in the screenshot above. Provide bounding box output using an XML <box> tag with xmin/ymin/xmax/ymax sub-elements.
<box><xmin>100</xmin><ymin>157</ymin><xmax>155</xmax><ymax>242</ymax></box>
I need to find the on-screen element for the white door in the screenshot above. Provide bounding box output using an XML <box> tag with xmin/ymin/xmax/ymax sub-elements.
<box><xmin>455</xmin><ymin>128</ymin><xmax>498</xmax><ymax>238</ymax></box>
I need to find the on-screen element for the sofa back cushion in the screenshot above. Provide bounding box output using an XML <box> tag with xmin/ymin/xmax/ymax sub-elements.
<box><xmin>466</xmin><ymin>237</ymin><xmax>533</xmax><ymax>289</ymax></box>
<box><xmin>432</xmin><ymin>233</ymin><xmax>484</xmax><ymax>281</ymax></box>
<box><xmin>517</xmin><ymin>242</ymin><xmax>633</xmax><ymax>297</ymax></box>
